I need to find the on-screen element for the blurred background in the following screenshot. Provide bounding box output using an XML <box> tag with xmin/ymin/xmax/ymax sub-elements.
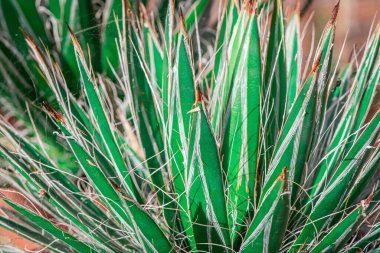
<box><xmin>1</xmin><ymin>0</ymin><xmax>379</xmax><ymax>251</ymax></box>
<box><xmin>290</xmin><ymin>0</ymin><xmax>379</xmax><ymax>60</ymax></box>
<box><xmin>207</xmin><ymin>0</ymin><xmax>379</xmax><ymax>61</ymax></box>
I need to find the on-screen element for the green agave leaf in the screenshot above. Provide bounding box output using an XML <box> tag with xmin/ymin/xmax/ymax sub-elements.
<box><xmin>187</xmin><ymin>106</ymin><xmax>231</xmax><ymax>252</ymax></box>
<box><xmin>285</xmin><ymin>9</ymin><xmax>301</xmax><ymax>111</ymax></box>
<box><xmin>0</xmin><ymin>122</ymin><xmax>82</xmax><ymax>202</ymax></box>
<box><xmin>25</xmin><ymin>28</ymin><xmax>149</xmax><ymax>202</ymax></box>
<box><xmin>162</xmin><ymin>0</ymin><xmax>175</xmax><ymax>124</ymax></box>
<box><xmin>140</xmin><ymin>4</ymin><xmax>164</xmax><ymax>89</ymax></box>
<box><xmin>309</xmin><ymin>25</ymin><xmax>379</xmax><ymax>200</ymax></box>
<box><xmin>348</xmin><ymin>219</ymin><xmax>380</xmax><ymax>252</ymax></box>
<box><xmin>0</xmin><ymin>144</ymin><xmax>41</xmax><ymax>192</ymax></box>
<box><xmin>0</xmin><ymin>0</ymin><xmax>48</xmax><ymax>51</ymax></box>
<box><xmin>261</xmin><ymin>0</ymin><xmax>287</xmax><ymax>172</ymax></box>
<box><xmin>19</xmin><ymin>31</ymin><xmax>154</xmax><ymax>251</ymax></box>
<box><xmin>252</xmin><ymin>63</ymin><xmax>319</xmax><ymax>252</ymax></box>
<box><xmin>311</xmin><ymin>2</ymin><xmax>338</xmax><ymax>141</ymax></box>
<box><xmin>131</xmin><ymin>20</ymin><xmax>165</xmax><ymax>173</ymax></box>
<box><xmin>129</xmin><ymin>4</ymin><xmax>184</xmax><ymax>239</ymax></box>
<box><xmin>184</xmin><ymin>0</ymin><xmax>209</xmax><ymax>31</ymax></box>
<box><xmin>0</xmin><ymin>126</ymin><xmax>124</xmax><ymax>252</ymax></box>
<box><xmin>240</xmin><ymin>168</ymin><xmax>287</xmax><ymax>253</ymax></box>
<box><xmin>0</xmin><ymin>41</ymin><xmax>51</xmax><ymax>127</ymax></box>
<box><xmin>309</xmin><ymin>201</ymin><xmax>368</xmax><ymax>253</ymax></box>
<box><xmin>263</xmin><ymin>64</ymin><xmax>319</xmax><ymax>203</ymax></box>
<box><xmin>101</xmin><ymin>0</ymin><xmax>126</xmax><ymax>77</ymax></box>
<box><xmin>0</xmin><ymin>214</ymin><xmax>67</xmax><ymax>253</ymax></box>
<box><xmin>21</xmin><ymin>31</ymin><xmax>126</xmax><ymax>182</ymax></box>
<box><xmin>211</xmin><ymin>0</ymin><xmax>238</xmax><ymax>94</ymax></box>
<box><xmin>69</xmin><ymin>28</ymin><xmax>143</xmax><ymax>202</ymax></box>
<box><xmin>290</xmin><ymin>112</ymin><xmax>380</xmax><ymax>252</ymax></box>
<box><xmin>167</xmin><ymin>15</ymin><xmax>198</xmax><ymax>251</ymax></box>
<box><xmin>55</xmin><ymin>121</ymin><xmax>172</xmax><ymax>253</ymax></box>
<box><xmin>48</xmin><ymin>0</ymin><xmax>101</xmax><ymax>86</ymax></box>
<box><xmin>345</xmin><ymin>146</ymin><xmax>380</xmax><ymax>207</ymax></box>
<box><xmin>211</xmin><ymin>2</ymin><xmax>251</xmax><ymax>137</ymax></box>
<box><xmin>221</xmin><ymin>6</ymin><xmax>261</xmax><ymax>244</ymax></box>
<box><xmin>326</xmin><ymin>63</ymin><xmax>353</xmax><ymax>131</ymax></box>
<box><xmin>352</xmin><ymin>61</ymin><xmax>380</xmax><ymax>137</ymax></box>
<box><xmin>3</xmin><ymin>200</ymin><xmax>98</xmax><ymax>253</ymax></box>
<box><xmin>0</xmin><ymin>1</ymin><xmax>52</xmax><ymax>98</ymax></box>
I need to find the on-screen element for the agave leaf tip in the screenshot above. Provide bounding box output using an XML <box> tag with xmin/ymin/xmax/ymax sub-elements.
<box><xmin>179</xmin><ymin>7</ymin><xmax>187</xmax><ymax>35</ymax></box>
<box><xmin>42</xmin><ymin>101</ymin><xmax>65</xmax><ymax>124</ymax></box>
<box><xmin>123</xmin><ymin>0</ymin><xmax>131</xmax><ymax>11</ymax></box>
<box><xmin>244</xmin><ymin>0</ymin><xmax>256</xmax><ymax>15</ymax></box>
<box><xmin>66</xmin><ymin>23</ymin><xmax>79</xmax><ymax>48</ymax></box>
<box><xmin>295</xmin><ymin>0</ymin><xmax>301</xmax><ymax>15</ymax></box>
<box><xmin>312</xmin><ymin>53</ymin><xmax>322</xmax><ymax>72</ymax></box>
<box><xmin>329</xmin><ymin>0</ymin><xmax>340</xmax><ymax>25</ymax></box>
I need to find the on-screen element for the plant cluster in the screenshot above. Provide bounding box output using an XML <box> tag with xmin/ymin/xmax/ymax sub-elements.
<box><xmin>0</xmin><ymin>0</ymin><xmax>379</xmax><ymax>252</ymax></box>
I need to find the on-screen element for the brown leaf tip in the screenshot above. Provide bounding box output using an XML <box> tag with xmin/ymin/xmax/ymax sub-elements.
<box><xmin>365</xmin><ymin>192</ymin><xmax>374</xmax><ymax>206</ymax></box>
<box><xmin>170</xmin><ymin>0</ymin><xmax>175</xmax><ymax>14</ymax></box>
<box><xmin>19</xmin><ymin>28</ymin><xmax>32</xmax><ymax>43</ymax></box>
<box><xmin>329</xmin><ymin>0</ymin><xmax>340</xmax><ymax>25</ymax></box>
<box><xmin>66</xmin><ymin>24</ymin><xmax>86</xmax><ymax>60</ymax></box>
<box><xmin>361</xmin><ymin>192</ymin><xmax>374</xmax><ymax>217</ymax></box>
<box><xmin>179</xmin><ymin>7</ymin><xmax>187</xmax><ymax>36</ymax></box>
<box><xmin>295</xmin><ymin>0</ymin><xmax>301</xmax><ymax>15</ymax></box>
<box><xmin>139</xmin><ymin>2</ymin><xmax>148</xmax><ymax>21</ymax></box>
<box><xmin>195</xmin><ymin>86</ymin><xmax>203</xmax><ymax>104</ymax></box>
<box><xmin>43</xmin><ymin>101</ymin><xmax>65</xmax><ymax>123</ymax></box>
<box><xmin>280</xmin><ymin>167</ymin><xmax>287</xmax><ymax>181</ymax></box>
<box><xmin>123</xmin><ymin>0</ymin><xmax>131</xmax><ymax>12</ymax></box>
<box><xmin>245</xmin><ymin>0</ymin><xmax>255</xmax><ymax>15</ymax></box>
<box><xmin>66</xmin><ymin>23</ymin><xmax>80</xmax><ymax>48</ymax></box>
<box><xmin>20</xmin><ymin>29</ymin><xmax>39</xmax><ymax>52</ymax></box>
<box><xmin>312</xmin><ymin>53</ymin><xmax>322</xmax><ymax>73</ymax></box>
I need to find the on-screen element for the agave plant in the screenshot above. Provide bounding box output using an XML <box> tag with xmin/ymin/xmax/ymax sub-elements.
<box><xmin>0</xmin><ymin>0</ymin><xmax>379</xmax><ymax>252</ymax></box>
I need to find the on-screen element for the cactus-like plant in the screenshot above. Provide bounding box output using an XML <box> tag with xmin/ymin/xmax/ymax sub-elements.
<box><xmin>0</xmin><ymin>0</ymin><xmax>379</xmax><ymax>252</ymax></box>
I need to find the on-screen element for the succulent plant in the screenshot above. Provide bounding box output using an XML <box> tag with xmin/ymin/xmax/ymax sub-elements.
<box><xmin>0</xmin><ymin>0</ymin><xmax>379</xmax><ymax>252</ymax></box>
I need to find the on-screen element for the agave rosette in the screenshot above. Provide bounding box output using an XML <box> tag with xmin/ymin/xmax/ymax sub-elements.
<box><xmin>0</xmin><ymin>0</ymin><xmax>379</xmax><ymax>252</ymax></box>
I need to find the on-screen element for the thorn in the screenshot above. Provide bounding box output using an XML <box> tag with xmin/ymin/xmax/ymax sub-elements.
<box><xmin>361</xmin><ymin>192</ymin><xmax>374</xmax><ymax>219</ymax></box>
<box><xmin>122</xmin><ymin>0</ymin><xmax>131</xmax><ymax>11</ymax></box>
<box><xmin>280</xmin><ymin>167</ymin><xmax>287</xmax><ymax>181</ymax></box>
<box><xmin>66</xmin><ymin>23</ymin><xmax>88</xmax><ymax>69</ymax></box>
<box><xmin>329</xmin><ymin>0</ymin><xmax>340</xmax><ymax>25</ymax></box>
<box><xmin>66</xmin><ymin>23</ymin><xmax>81</xmax><ymax>53</ymax></box>
<box><xmin>66</xmin><ymin>23</ymin><xmax>79</xmax><ymax>48</ymax></box>
<box><xmin>366</xmin><ymin>192</ymin><xmax>374</xmax><ymax>204</ymax></box>
<box><xmin>170</xmin><ymin>0</ymin><xmax>175</xmax><ymax>15</ymax></box>
<box><xmin>179</xmin><ymin>7</ymin><xmax>187</xmax><ymax>36</ymax></box>
<box><xmin>312</xmin><ymin>53</ymin><xmax>322</xmax><ymax>73</ymax></box>
<box><xmin>20</xmin><ymin>28</ymin><xmax>40</xmax><ymax>52</ymax></box>
<box><xmin>109</xmin><ymin>179</ymin><xmax>123</xmax><ymax>193</ymax></box>
<box><xmin>66</xmin><ymin>23</ymin><xmax>85</xmax><ymax>60</ymax></box>
<box><xmin>42</xmin><ymin>101</ymin><xmax>65</xmax><ymax>124</ymax></box>
<box><xmin>188</xmin><ymin>87</ymin><xmax>203</xmax><ymax>114</ymax></box>
<box><xmin>195</xmin><ymin>86</ymin><xmax>202</xmax><ymax>105</ymax></box>
<box><xmin>19</xmin><ymin>28</ymin><xmax>31</xmax><ymax>42</ymax></box>
<box><xmin>245</xmin><ymin>0</ymin><xmax>255</xmax><ymax>15</ymax></box>
<box><xmin>295</xmin><ymin>0</ymin><xmax>301</xmax><ymax>15</ymax></box>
